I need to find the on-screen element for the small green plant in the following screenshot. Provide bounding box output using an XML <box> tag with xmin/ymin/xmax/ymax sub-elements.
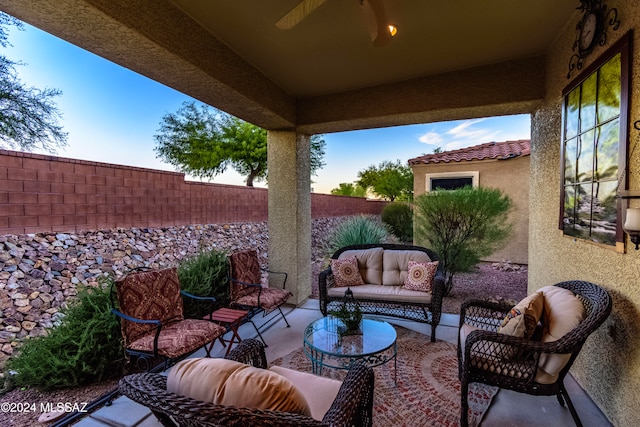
<box><xmin>178</xmin><ymin>248</ymin><xmax>229</xmax><ymax>318</ymax></box>
<box><xmin>381</xmin><ymin>202</ymin><xmax>413</xmax><ymax>243</ymax></box>
<box><xmin>6</xmin><ymin>276</ymin><xmax>124</xmax><ymax>390</ymax></box>
<box><xmin>414</xmin><ymin>186</ymin><xmax>513</xmax><ymax>295</ymax></box>
<box><xmin>328</xmin><ymin>290</ymin><xmax>363</xmax><ymax>336</ymax></box>
<box><xmin>324</xmin><ymin>215</ymin><xmax>390</xmax><ymax>257</ymax></box>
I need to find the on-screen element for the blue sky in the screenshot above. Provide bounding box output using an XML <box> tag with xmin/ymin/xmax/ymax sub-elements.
<box><xmin>5</xmin><ymin>19</ymin><xmax>531</xmax><ymax>194</ymax></box>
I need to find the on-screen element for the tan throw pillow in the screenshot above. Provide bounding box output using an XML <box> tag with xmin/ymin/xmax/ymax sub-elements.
<box><xmin>403</xmin><ymin>260</ymin><xmax>439</xmax><ymax>292</ymax></box>
<box><xmin>331</xmin><ymin>255</ymin><xmax>365</xmax><ymax>287</ymax></box>
<box><xmin>498</xmin><ymin>292</ymin><xmax>544</xmax><ymax>339</ymax></box>
<box><xmin>167</xmin><ymin>358</ymin><xmax>311</xmax><ymax>416</ymax></box>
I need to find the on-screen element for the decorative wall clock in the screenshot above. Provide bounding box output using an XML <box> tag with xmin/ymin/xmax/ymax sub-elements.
<box><xmin>568</xmin><ymin>0</ymin><xmax>620</xmax><ymax>79</ymax></box>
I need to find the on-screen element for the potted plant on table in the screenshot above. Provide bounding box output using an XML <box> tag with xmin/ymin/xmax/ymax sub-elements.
<box><xmin>328</xmin><ymin>288</ymin><xmax>363</xmax><ymax>336</ymax></box>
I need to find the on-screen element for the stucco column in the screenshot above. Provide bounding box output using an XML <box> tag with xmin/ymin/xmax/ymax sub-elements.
<box><xmin>267</xmin><ymin>130</ymin><xmax>312</xmax><ymax>305</ymax></box>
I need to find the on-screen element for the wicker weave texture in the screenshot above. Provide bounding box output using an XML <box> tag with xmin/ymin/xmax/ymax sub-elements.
<box><xmin>319</xmin><ymin>244</ymin><xmax>445</xmax><ymax>342</ymax></box>
<box><xmin>119</xmin><ymin>339</ymin><xmax>374</xmax><ymax>427</ymax></box>
<box><xmin>457</xmin><ymin>280</ymin><xmax>612</xmax><ymax>427</ymax></box>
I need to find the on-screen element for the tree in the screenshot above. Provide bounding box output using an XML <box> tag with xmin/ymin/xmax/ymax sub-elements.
<box><xmin>330</xmin><ymin>182</ymin><xmax>367</xmax><ymax>197</ymax></box>
<box><xmin>0</xmin><ymin>13</ymin><xmax>67</xmax><ymax>152</ymax></box>
<box><xmin>357</xmin><ymin>160</ymin><xmax>413</xmax><ymax>201</ymax></box>
<box><xmin>154</xmin><ymin>101</ymin><xmax>326</xmax><ymax>186</ymax></box>
<box><xmin>414</xmin><ymin>186</ymin><xmax>513</xmax><ymax>295</ymax></box>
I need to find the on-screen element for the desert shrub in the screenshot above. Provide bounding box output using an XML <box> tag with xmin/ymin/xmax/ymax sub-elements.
<box><xmin>414</xmin><ymin>186</ymin><xmax>513</xmax><ymax>295</ymax></box>
<box><xmin>381</xmin><ymin>202</ymin><xmax>413</xmax><ymax>242</ymax></box>
<box><xmin>178</xmin><ymin>248</ymin><xmax>229</xmax><ymax>319</ymax></box>
<box><xmin>6</xmin><ymin>277</ymin><xmax>124</xmax><ymax>390</ymax></box>
<box><xmin>324</xmin><ymin>215</ymin><xmax>390</xmax><ymax>256</ymax></box>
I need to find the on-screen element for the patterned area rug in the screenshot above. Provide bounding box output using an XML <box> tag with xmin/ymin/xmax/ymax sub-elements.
<box><xmin>270</xmin><ymin>326</ymin><xmax>497</xmax><ymax>427</ymax></box>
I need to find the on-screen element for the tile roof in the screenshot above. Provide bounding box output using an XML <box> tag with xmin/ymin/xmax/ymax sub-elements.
<box><xmin>408</xmin><ymin>139</ymin><xmax>531</xmax><ymax>165</ymax></box>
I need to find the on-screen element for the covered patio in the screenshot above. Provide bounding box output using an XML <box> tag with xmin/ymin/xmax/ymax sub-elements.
<box><xmin>77</xmin><ymin>304</ymin><xmax>611</xmax><ymax>426</ymax></box>
<box><xmin>1</xmin><ymin>1</ymin><xmax>639</xmax><ymax>425</ymax></box>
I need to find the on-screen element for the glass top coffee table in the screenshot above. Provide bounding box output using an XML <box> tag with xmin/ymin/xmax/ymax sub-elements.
<box><xmin>303</xmin><ymin>316</ymin><xmax>397</xmax><ymax>382</ymax></box>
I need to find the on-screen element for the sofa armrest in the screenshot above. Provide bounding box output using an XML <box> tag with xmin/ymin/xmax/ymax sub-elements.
<box><xmin>318</xmin><ymin>266</ymin><xmax>333</xmax><ymax>316</ymax></box>
<box><xmin>322</xmin><ymin>361</ymin><xmax>374</xmax><ymax>427</ymax></box>
<box><xmin>225</xmin><ymin>338</ymin><xmax>268</xmax><ymax>369</ymax></box>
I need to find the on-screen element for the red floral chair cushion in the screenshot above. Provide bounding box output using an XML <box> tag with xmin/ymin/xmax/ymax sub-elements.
<box><xmin>234</xmin><ymin>287</ymin><xmax>293</xmax><ymax>314</ymax></box>
<box><xmin>116</xmin><ymin>268</ymin><xmax>185</xmax><ymax>346</ymax></box>
<box><xmin>228</xmin><ymin>250</ymin><xmax>292</xmax><ymax>315</ymax></box>
<box><xmin>228</xmin><ymin>250</ymin><xmax>263</xmax><ymax>301</ymax></box>
<box><xmin>115</xmin><ymin>267</ymin><xmax>225</xmax><ymax>359</ymax></box>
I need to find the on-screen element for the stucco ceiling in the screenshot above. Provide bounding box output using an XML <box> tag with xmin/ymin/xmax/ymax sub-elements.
<box><xmin>0</xmin><ymin>0</ymin><xmax>581</xmax><ymax>133</ymax></box>
<box><xmin>168</xmin><ymin>0</ymin><xmax>576</xmax><ymax>98</ymax></box>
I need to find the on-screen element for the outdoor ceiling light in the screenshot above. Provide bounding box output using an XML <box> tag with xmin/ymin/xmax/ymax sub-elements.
<box><xmin>360</xmin><ymin>0</ymin><xmax>397</xmax><ymax>47</ymax></box>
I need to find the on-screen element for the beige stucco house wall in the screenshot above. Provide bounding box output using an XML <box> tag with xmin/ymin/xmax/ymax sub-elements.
<box><xmin>531</xmin><ymin>2</ymin><xmax>640</xmax><ymax>426</ymax></box>
<box><xmin>410</xmin><ymin>141</ymin><xmax>530</xmax><ymax>264</ymax></box>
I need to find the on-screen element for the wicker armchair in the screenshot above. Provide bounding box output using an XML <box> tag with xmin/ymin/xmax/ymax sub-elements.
<box><xmin>119</xmin><ymin>339</ymin><xmax>375</xmax><ymax>427</ymax></box>
<box><xmin>457</xmin><ymin>280</ymin><xmax>612</xmax><ymax>427</ymax></box>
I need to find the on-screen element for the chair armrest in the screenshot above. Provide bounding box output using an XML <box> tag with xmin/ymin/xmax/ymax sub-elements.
<box><xmin>318</xmin><ymin>267</ymin><xmax>332</xmax><ymax>315</ymax></box>
<box><xmin>111</xmin><ymin>308</ymin><xmax>161</xmax><ymax>327</ymax></box>
<box><xmin>262</xmin><ymin>268</ymin><xmax>288</xmax><ymax>289</ymax></box>
<box><xmin>459</xmin><ymin>299</ymin><xmax>511</xmax><ymax>332</ymax></box>
<box><xmin>322</xmin><ymin>361</ymin><xmax>374</xmax><ymax>427</ymax></box>
<box><xmin>225</xmin><ymin>338</ymin><xmax>268</xmax><ymax>369</ymax></box>
<box><xmin>111</xmin><ymin>309</ymin><xmax>163</xmax><ymax>357</ymax></box>
<box><xmin>180</xmin><ymin>290</ymin><xmax>217</xmax><ymax>303</ymax></box>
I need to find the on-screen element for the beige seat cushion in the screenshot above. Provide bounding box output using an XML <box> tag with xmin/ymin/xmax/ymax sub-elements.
<box><xmin>327</xmin><ymin>284</ymin><xmax>431</xmax><ymax>304</ymax></box>
<box><xmin>167</xmin><ymin>358</ymin><xmax>311</xmax><ymax>416</ymax></box>
<box><xmin>338</xmin><ymin>248</ymin><xmax>384</xmax><ymax>285</ymax></box>
<box><xmin>382</xmin><ymin>250</ymin><xmax>431</xmax><ymax>285</ymax></box>
<box><xmin>269</xmin><ymin>365</ymin><xmax>342</xmax><ymax>421</ymax></box>
<box><xmin>535</xmin><ymin>286</ymin><xmax>585</xmax><ymax>384</ymax></box>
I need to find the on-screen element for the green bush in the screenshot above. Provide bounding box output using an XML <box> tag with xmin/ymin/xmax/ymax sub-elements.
<box><xmin>6</xmin><ymin>277</ymin><xmax>124</xmax><ymax>390</ymax></box>
<box><xmin>178</xmin><ymin>248</ymin><xmax>229</xmax><ymax>319</ymax></box>
<box><xmin>324</xmin><ymin>215</ymin><xmax>390</xmax><ymax>257</ymax></box>
<box><xmin>414</xmin><ymin>186</ymin><xmax>513</xmax><ymax>295</ymax></box>
<box><xmin>381</xmin><ymin>202</ymin><xmax>413</xmax><ymax>242</ymax></box>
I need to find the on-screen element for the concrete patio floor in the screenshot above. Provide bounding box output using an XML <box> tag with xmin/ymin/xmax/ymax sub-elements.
<box><xmin>75</xmin><ymin>301</ymin><xmax>613</xmax><ymax>427</ymax></box>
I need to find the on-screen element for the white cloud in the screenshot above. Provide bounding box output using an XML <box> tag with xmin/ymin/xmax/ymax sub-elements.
<box><xmin>443</xmin><ymin>119</ymin><xmax>502</xmax><ymax>148</ymax></box>
<box><xmin>447</xmin><ymin>118</ymin><xmax>487</xmax><ymax>137</ymax></box>
<box><xmin>418</xmin><ymin>131</ymin><xmax>443</xmax><ymax>145</ymax></box>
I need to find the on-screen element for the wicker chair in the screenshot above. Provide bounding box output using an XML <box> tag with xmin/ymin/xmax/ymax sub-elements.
<box><xmin>111</xmin><ymin>267</ymin><xmax>227</xmax><ymax>371</ymax></box>
<box><xmin>457</xmin><ymin>280</ymin><xmax>612</xmax><ymax>427</ymax></box>
<box><xmin>228</xmin><ymin>250</ymin><xmax>292</xmax><ymax>344</ymax></box>
<box><xmin>119</xmin><ymin>339</ymin><xmax>375</xmax><ymax>427</ymax></box>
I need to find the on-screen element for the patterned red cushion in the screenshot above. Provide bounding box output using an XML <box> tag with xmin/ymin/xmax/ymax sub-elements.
<box><xmin>331</xmin><ymin>255</ymin><xmax>365</xmax><ymax>287</ymax></box>
<box><xmin>403</xmin><ymin>260</ymin><xmax>439</xmax><ymax>292</ymax></box>
<box><xmin>234</xmin><ymin>288</ymin><xmax>292</xmax><ymax>314</ymax></box>
<box><xmin>128</xmin><ymin>319</ymin><xmax>226</xmax><ymax>359</ymax></box>
<box><xmin>116</xmin><ymin>268</ymin><xmax>184</xmax><ymax>345</ymax></box>
<box><xmin>229</xmin><ymin>250</ymin><xmax>262</xmax><ymax>301</ymax></box>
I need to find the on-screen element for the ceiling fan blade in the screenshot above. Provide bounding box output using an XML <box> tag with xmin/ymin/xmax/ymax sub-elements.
<box><xmin>276</xmin><ymin>0</ymin><xmax>328</xmax><ymax>30</ymax></box>
<box><xmin>359</xmin><ymin>0</ymin><xmax>395</xmax><ymax>47</ymax></box>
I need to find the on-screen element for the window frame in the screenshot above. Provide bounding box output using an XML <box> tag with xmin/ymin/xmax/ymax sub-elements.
<box><xmin>425</xmin><ymin>171</ymin><xmax>479</xmax><ymax>192</ymax></box>
<box><xmin>559</xmin><ymin>31</ymin><xmax>632</xmax><ymax>248</ymax></box>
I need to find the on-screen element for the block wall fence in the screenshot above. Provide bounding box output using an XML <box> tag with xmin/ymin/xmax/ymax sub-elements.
<box><xmin>0</xmin><ymin>150</ymin><xmax>387</xmax><ymax>235</ymax></box>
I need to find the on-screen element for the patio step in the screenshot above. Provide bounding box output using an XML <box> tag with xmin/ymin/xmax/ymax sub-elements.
<box><xmin>73</xmin><ymin>396</ymin><xmax>159</xmax><ymax>427</ymax></box>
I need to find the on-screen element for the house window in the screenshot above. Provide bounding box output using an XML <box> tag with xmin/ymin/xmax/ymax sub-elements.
<box><xmin>560</xmin><ymin>33</ymin><xmax>630</xmax><ymax>248</ymax></box>
<box><xmin>426</xmin><ymin>171</ymin><xmax>479</xmax><ymax>192</ymax></box>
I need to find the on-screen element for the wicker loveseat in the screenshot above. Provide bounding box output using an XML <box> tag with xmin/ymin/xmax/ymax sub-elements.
<box><xmin>120</xmin><ymin>339</ymin><xmax>375</xmax><ymax>427</ymax></box>
<box><xmin>319</xmin><ymin>244</ymin><xmax>445</xmax><ymax>342</ymax></box>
